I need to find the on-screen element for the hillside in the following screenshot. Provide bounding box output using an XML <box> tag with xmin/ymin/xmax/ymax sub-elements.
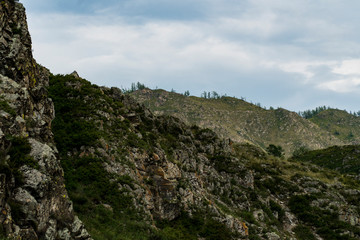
<box><xmin>308</xmin><ymin>109</ymin><xmax>360</xmax><ymax>144</ymax></box>
<box><xmin>130</xmin><ymin>89</ymin><xmax>343</xmax><ymax>155</ymax></box>
<box><xmin>291</xmin><ymin>145</ymin><xmax>360</xmax><ymax>177</ymax></box>
<box><xmin>1</xmin><ymin>1</ymin><xmax>360</xmax><ymax>239</ymax></box>
<box><xmin>49</xmin><ymin>74</ymin><xmax>360</xmax><ymax>240</ymax></box>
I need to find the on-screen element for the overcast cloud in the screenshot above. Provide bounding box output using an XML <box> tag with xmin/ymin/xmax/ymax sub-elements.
<box><xmin>21</xmin><ymin>0</ymin><xmax>360</xmax><ymax>111</ymax></box>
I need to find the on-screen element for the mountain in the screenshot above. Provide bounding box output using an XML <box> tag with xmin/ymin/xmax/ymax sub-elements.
<box><xmin>1</xmin><ymin>1</ymin><xmax>360</xmax><ymax>240</ymax></box>
<box><xmin>130</xmin><ymin>89</ymin><xmax>344</xmax><ymax>155</ymax></box>
<box><xmin>307</xmin><ymin>109</ymin><xmax>360</xmax><ymax>144</ymax></box>
<box><xmin>48</xmin><ymin>74</ymin><xmax>360</xmax><ymax>240</ymax></box>
<box><xmin>0</xmin><ymin>1</ymin><xmax>91</xmax><ymax>239</ymax></box>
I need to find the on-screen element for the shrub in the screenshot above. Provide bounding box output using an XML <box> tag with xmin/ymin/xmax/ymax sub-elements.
<box><xmin>293</xmin><ymin>225</ymin><xmax>316</xmax><ymax>240</ymax></box>
<box><xmin>48</xmin><ymin>74</ymin><xmax>102</xmax><ymax>152</ymax></box>
<box><xmin>266</xmin><ymin>144</ymin><xmax>284</xmax><ymax>158</ymax></box>
<box><xmin>292</xmin><ymin>146</ymin><xmax>309</xmax><ymax>158</ymax></box>
<box><xmin>0</xmin><ymin>98</ymin><xmax>16</xmax><ymax>116</ymax></box>
<box><xmin>156</xmin><ymin>211</ymin><xmax>236</xmax><ymax>240</ymax></box>
<box><xmin>269</xmin><ymin>200</ymin><xmax>285</xmax><ymax>222</ymax></box>
<box><xmin>0</xmin><ymin>137</ymin><xmax>39</xmax><ymax>187</ymax></box>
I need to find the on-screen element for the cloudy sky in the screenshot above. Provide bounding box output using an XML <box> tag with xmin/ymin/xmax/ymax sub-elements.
<box><xmin>21</xmin><ymin>0</ymin><xmax>360</xmax><ymax>112</ymax></box>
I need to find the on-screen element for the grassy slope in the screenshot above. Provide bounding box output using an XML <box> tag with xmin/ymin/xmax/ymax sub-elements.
<box><xmin>291</xmin><ymin>145</ymin><xmax>360</xmax><ymax>175</ymax></box>
<box><xmin>309</xmin><ymin>109</ymin><xmax>360</xmax><ymax>144</ymax></box>
<box><xmin>131</xmin><ymin>89</ymin><xmax>343</xmax><ymax>155</ymax></box>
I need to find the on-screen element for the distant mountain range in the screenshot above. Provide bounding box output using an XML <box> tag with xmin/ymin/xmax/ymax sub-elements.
<box><xmin>130</xmin><ymin>89</ymin><xmax>360</xmax><ymax>155</ymax></box>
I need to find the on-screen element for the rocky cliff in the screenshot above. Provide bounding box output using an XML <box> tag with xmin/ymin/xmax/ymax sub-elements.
<box><xmin>0</xmin><ymin>1</ymin><xmax>91</xmax><ymax>239</ymax></box>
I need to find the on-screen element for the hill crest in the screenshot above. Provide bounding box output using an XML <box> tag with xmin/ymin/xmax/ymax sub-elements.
<box><xmin>130</xmin><ymin>88</ymin><xmax>345</xmax><ymax>155</ymax></box>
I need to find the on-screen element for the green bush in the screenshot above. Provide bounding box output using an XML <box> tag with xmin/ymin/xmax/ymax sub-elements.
<box><xmin>156</xmin><ymin>211</ymin><xmax>236</xmax><ymax>240</ymax></box>
<box><xmin>266</xmin><ymin>144</ymin><xmax>284</xmax><ymax>158</ymax></box>
<box><xmin>0</xmin><ymin>99</ymin><xmax>16</xmax><ymax>116</ymax></box>
<box><xmin>48</xmin><ymin>75</ymin><xmax>102</xmax><ymax>152</ymax></box>
<box><xmin>211</xmin><ymin>154</ymin><xmax>238</xmax><ymax>174</ymax></box>
<box><xmin>0</xmin><ymin>137</ymin><xmax>39</xmax><ymax>187</ymax></box>
<box><xmin>7</xmin><ymin>137</ymin><xmax>38</xmax><ymax>169</ymax></box>
<box><xmin>293</xmin><ymin>225</ymin><xmax>316</xmax><ymax>240</ymax></box>
<box><xmin>238</xmin><ymin>210</ymin><xmax>257</xmax><ymax>224</ymax></box>
<box><xmin>292</xmin><ymin>146</ymin><xmax>309</xmax><ymax>158</ymax></box>
<box><xmin>269</xmin><ymin>200</ymin><xmax>285</xmax><ymax>223</ymax></box>
<box><xmin>290</xmin><ymin>145</ymin><xmax>360</xmax><ymax>175</ymax></box>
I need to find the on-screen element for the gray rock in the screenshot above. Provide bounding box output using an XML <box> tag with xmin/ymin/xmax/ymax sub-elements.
<box><xmin>266</xmin><ymin>232</ymin><xmax>280</xmax><ymax>240</ymax></box>
<box><xmin>58</xmin><ymin>228</ymin><xmax>71</xmax><ymax>240</ymax></box>
<box><xmin>28</xmin><ymin>138</ymin><xmax>61</xmax><ymax>174</ymax></box>
<box><xmin>44</xmin><ymin>220</ymin><xmax>57</xmax><ymax>240</ymax></box>
<box><xmin>21</xmin><ymin>166</ymin><xmax>49</xmax><ymax>198</ymax></box>
<box><xmin>71</xmin><ymin>216</ymin><xmax>83</xmax><ymax>235</ymax></box>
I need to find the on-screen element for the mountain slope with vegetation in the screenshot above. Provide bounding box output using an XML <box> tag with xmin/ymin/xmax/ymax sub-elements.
<box><xmin>130</xmin><ymin>89</ymin><xmax>344</xmax><ymax>156</ymax></box>
<box><xmin>307</xmin><ymin>109</ymin><xmax>360</xmax><ymax>144</ymax></box>
<box><xmin>47</xmin><ymin>74</ymin><xmax>360</xmax><ymax>240</ymax></box>
<box><xmin>291</xmin><ymin>145</ymin><xmax>360</xmax><ymax>177</ymax></box>
<box><xmin>1</xmin><ymin>1</ymin><xmax>360</xmax><ymax>239</ymax></box>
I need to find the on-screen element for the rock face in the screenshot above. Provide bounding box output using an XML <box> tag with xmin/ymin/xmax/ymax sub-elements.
<box><xmin>0</xmin><ymin>1</ymin><xmax>91</xmax><ymax>239</ymax></box>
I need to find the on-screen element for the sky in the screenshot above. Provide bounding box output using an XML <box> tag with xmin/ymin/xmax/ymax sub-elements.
<box><xmin>21</xmin><ymin>0</ymin><xmax>360</xmax><ymax>112</ymax></box>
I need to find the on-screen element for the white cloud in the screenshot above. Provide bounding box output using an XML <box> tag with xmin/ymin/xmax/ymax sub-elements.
<box><xmin>317</xmin><ymin>78</ymin><xmax>360</xmax><ymax>93</ymax></box>
<box><xmin>312</xmin><ymin>59</ymin><xmax>360</xmax><ymax>93</ymax></box>
<box><xmin>273</xmin><ymin>61</ymin><xmax>337</xmax><ymax>82</ymax></box>
<box><xmin>28</xmin><ymin>13</ymin><xmax>262</xmax><ymax>79</ymax></box>
<box><xmin>332</xmin><ymin>59</ymin><xmax>360</xmax><ymax>75</ymax></box>
<box><xmin>217</xmin><ymin>13</ymin><xmax>280</xmax><ymax>39</ymax></box>
<box><xmin>23</xmin><ymin>0</ymin><xmax>360</xmax><ymax>111</ymax></box>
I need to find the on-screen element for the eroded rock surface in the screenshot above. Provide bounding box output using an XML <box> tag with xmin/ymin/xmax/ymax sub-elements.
<box><xmin>0</xmin><ymin>1</ymin><xmax>91</xmax><ymax>239</ymax></box>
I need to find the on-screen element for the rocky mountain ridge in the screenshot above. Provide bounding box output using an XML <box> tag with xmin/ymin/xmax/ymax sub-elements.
<box><xmin>0</xmin><ymin>1</ymin><xmax>91</xmax><ymax>239</ymax></box>
<box><xmin>48</xmin><ymin>73</ymin><xmax>360</xmax><ymax>240</ymax></box>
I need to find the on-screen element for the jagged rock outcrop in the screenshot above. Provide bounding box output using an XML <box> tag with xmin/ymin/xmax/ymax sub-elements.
<box><xmin>0</xmin><ymin>1</ymin><xmax>91</xmax><ymax>239</ymax></box>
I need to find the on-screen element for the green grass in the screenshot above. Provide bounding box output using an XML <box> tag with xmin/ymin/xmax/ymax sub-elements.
<box><xmin>156</xmin><ymin>211</ymin><xmax>237</xmax><ymax>240</ymax></box>
<box><xmin>0</xmin><ymin>98</ymin><xmax>16</xmax><ymax>116</ymax></box>
<box><xmin>78</xmin><ymin>206</ymin><xmax>152</xmax><ymax>240</ymax></box>
<box><xmin>291</xmin><ymin>145</ymin><xmax>360</xmax><ymax>175</ymax></box>
<box><xmin>293</xmin><ymin>225</ymin><xmax>317</xmax><ymax>240</ymax></box>
<box><xmin>309</xmin><ymin>109</ymin><xmax>360</xmax><ymax>143</ymax></box>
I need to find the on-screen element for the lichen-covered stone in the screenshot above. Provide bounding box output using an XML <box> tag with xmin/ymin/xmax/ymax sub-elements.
<box><xmin>0</xmin><ymin>1</ymin><xmax>92</xmax><ymax>239</ymax></box>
